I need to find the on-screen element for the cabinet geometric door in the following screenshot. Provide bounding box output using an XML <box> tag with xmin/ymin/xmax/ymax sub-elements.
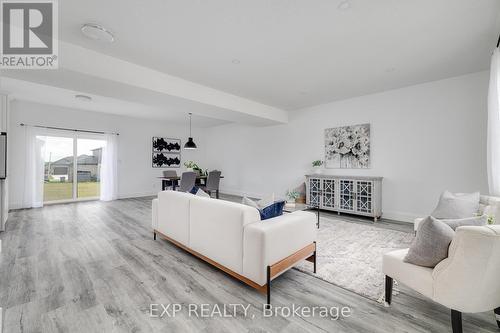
<box><xmin>322</xmin><ymin>178</ymin><xmax>336</xmax><ymax>208</ymax></box>
<box><xmin>306</xmin><ymin>175</ymin><xmax>382</xmax><ymax>222</ymax></box>
<box><xmin>339</xmin><ymin>179</ymin><xmax>355</xmax><ymax>211</ymax></box>
<box><xmin>308</xmin><ymin>178</ymin><xmax>321</xmax><ymax>207</ymax></box>
<box><xmin>356</xmin><ymin>181</ymin><xmax>373</xmax><ymax>214</ymax></box>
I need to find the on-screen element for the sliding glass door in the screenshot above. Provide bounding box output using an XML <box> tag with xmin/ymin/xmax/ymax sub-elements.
<box><xmin>43</xmin><ymin>136</ymin><xmax>74</xmax><ymax>202</ymax></box>
<box><xmin>42</xmin><ymin>134</ymin><xmax>105</xmax><ymax>203</ymax></box>
<box><xmin>77</xmin><ymin>139</ymin><xmax>104</xmax><ymax>199</ymax></box>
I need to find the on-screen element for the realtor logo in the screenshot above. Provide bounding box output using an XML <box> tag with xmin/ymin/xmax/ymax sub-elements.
<box><xmin>0</xmin><ymin>0</ymin><xmax>58</xmax><ymax>68</ymax></box>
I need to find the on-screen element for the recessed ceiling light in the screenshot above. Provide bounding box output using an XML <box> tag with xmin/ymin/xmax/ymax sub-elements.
<box><xmin>337</xmin><ymin>0</ymin><xmax>351</xmax><ymax>10</ymax></box>
<box><xmin>385</xmin><ymin>67</ymin><xmax>396</xmax><ymax>73</ymax></box>
<box><xmin>75</xmin><ymin>94</ymin><xmax>92</xmax><ymax>102</ymax></box>
<box><xmin>81</xmin><ymin>23</ymin><xmax>115</xmax><ymax>43</ymax></box>
<box><xmin>231</xmin><ymin>59</ymin><xmax>241</xmax><ymax>64</ymax></box>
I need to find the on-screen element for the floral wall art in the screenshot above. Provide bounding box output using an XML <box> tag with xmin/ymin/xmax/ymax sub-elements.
<box><xmin>325</xmin><ymin>124</ymin><xmax>370</xmax><ymax>169</ymax></box>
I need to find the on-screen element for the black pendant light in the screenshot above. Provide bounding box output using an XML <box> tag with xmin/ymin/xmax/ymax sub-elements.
<box><xmin>184</xmin><ymin>112</ymin><xmax>197</xmax><ymax>149</ymax></box>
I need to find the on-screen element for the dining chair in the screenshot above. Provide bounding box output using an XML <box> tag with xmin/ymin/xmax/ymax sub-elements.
<box><xmin>203</xmin><ymin>170</ymin><xmax>222</xmax><ymax>198</ymax></box>
<box><xmin>162</xmin><ymin>170</ymin><xmax>178</xmax><ymax>190</ymax></box>
<box><xmin>178</xmin><ymin>171</ymin><xmax>196</xmax><ymax>192</ymax></box>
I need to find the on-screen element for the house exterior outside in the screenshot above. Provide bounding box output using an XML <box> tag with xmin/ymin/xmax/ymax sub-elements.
<box><xmin>45</xmin><ymin>148</ymin><xmax>102</xmax><ymax>182</ymax></box>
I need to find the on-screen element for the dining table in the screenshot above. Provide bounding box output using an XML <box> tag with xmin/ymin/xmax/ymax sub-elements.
<box><xmin>158</xmin><ymin>174</ymin><xmax>224</xmax><ymax>191</ymax></box>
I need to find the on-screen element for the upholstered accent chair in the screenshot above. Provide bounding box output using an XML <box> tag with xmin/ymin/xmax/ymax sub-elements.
<box><xmin>383</xmin><ymin>225</ymin><xmax>500</xmax><ymax>333</ymax></box>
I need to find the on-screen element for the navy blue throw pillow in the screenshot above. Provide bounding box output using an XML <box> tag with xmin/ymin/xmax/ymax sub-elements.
<box><xmin>259</xmin><ymin>201</ymin><xmax>286</xmax><ymax>221</ymax></box>
<box><xmin>189</xmin><ymin>186</ymin><xmax>199</xmax><ymax>194</ymax></box>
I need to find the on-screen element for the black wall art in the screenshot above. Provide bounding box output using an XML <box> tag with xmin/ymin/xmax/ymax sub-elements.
<box><xmin>152</xmin><ymin>137</ymin><xmax>181</xmax><ymax>168</ymax></box>
<box><xmin>152</xmin><ymin>137</ymin><xmax>181</xmax><ymax>153</ymax></box>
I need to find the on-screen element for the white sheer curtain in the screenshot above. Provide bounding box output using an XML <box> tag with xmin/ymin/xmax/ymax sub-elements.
<box><xmin>488</xmin><ymin>48</ymin><xmax>500</xmax><ymax>196</ymax></box>
<box><xmin>100</xmin><ymin>133</ymin><xmax>118</xmax><ymax>201</ymax></box>
<box><xmin>22</xmin><ymin>126</ymin><xmax>46</xmax><ymax>208</ymax></box>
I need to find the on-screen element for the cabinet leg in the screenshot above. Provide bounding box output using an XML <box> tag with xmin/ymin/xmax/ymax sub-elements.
<box><xmin>374</xmin><ymin>216</ymin><xmax>378</xmax><ymax>223</ymax></box>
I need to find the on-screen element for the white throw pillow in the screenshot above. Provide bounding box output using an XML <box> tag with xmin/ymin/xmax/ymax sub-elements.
<box><xmin>431</xmin><ymin>191</ymin><xmax>480</xmax><ymax>219</ymax></box>
<box><xmin>196</xmin><ymin>188</ymin><xmax>211</xmax><ymax>198</ymax></box>
<box><xmin>257</xmin><ymin>193</ymin><xmax>275</xmax><ymax>208</ymax></box>
<box><xmin>242</xmin><ymin>196</ymin><xmax>260</xmax><ymax>210</ymax></box>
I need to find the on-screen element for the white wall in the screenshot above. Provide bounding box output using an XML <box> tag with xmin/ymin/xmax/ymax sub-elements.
<box><xmin>9</xmin><ymin>101</ymin><xmax>208</xmax><ymax>209</ymax></box>
<box><xmin>205</xmin><ymin>72</ymin><xmax>489</xmax><ymax>222</ymax></box>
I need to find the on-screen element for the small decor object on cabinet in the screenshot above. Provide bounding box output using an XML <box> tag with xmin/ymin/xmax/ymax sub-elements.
<box><xmin>311</xmin><ymin>160</ymin><xmax>324</xmax><ymax>174</ymax></box>
<box><xmin>306</xmin><ymin>174</ymin><xmax>382</xmax><ymax>222</ymax></box>
<box><xmin>325</xmin><ymin>124</ymin><xmax>370</xmax><ymax>169</ymax></box>
<box><xmin>152</xmin><ymin>137</ymin><xmax>181</xmax><ymax>168</ymax></box>
<box><xmin>286</xmin><ymin>189</ymin><xmax>300</xmax><ymax>207</ymax></box>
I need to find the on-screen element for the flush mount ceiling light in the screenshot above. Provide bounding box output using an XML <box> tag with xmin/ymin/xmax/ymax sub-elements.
<box><xmin>184</xmin><ymin>113</ymin><xmax>197</xmax><ymax>150</ymax></box>
<box><xmin>81</xmin><ymin>23</ymin><xmax>115</xmax><ymax>43</ymax></box>
<box><xmin>337</xmin><ymin>0</ymin><xmax>351</xmax><ymax>10</ymax></box>
<box><xmin>75</xmin><ymin>94</ymin><xmax>92</xmax><ymax>102</ymax></box>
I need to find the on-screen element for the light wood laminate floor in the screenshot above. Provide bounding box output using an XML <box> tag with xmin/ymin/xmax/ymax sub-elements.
<box><xmin>0</xmin><ymin>196</ymin><xmax>497</xmax><ymax>332</ymax></box>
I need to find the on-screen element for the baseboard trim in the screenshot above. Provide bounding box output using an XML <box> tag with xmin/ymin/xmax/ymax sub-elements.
<box><xmin>382</xmin><ymin>211</ymin><xmax>419</xmax><ymax>224</ymax></box>
<box><xmin>118</xmin><ymin>192</ymin><xmax>157</xmax><ymax>200</ymax></box>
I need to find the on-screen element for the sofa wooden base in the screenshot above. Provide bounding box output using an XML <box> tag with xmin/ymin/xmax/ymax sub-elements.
<box><xmin>153</xmin><ymin>229</ymin><xmax>316</xmax><ymax>305</ymax></box>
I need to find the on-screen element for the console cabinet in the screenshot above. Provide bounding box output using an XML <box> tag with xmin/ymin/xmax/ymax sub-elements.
<box><xmin>305</xmin><ymin>175</ymin><xmax>383</xmax><ymax>222</ymax></box>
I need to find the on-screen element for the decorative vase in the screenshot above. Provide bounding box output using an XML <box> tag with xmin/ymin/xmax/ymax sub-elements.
<box><xmin>313</xmin><ymin>166</ymin><xmax>323</xmax><ymax>174</ymax></box>
<box><xmin>286</xmin><ymin>199</ymin><xmax>296</xmax><ymax>207</ymax></box>
<box><xmin>186</xmin><ymin>167</ymin><xmax>194</xmax><ymax>171</ymax></box>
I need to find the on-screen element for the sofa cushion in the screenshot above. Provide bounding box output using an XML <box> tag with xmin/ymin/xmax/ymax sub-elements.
<box><xmin>242</xmin><ymin>197</ymin><xmax>286</xmax><ymax>220</ymax></box>
<box><xmin>260</xmin><ymin>201</ymin><xmax>286</xmax><ymax>221</ymax></box>
<box><xmin>404</xmin><ymin>216</ymin><xmax>455</xmax><ymax>268</ymax></box>
<box><xmin>431</xmin><ymin>191</ymin><xmax>480</xmax><ymax>219</ymax></box>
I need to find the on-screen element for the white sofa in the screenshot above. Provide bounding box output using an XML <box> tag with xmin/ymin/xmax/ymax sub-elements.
<box><xmin>383</xmin><ymin>225</ymin><xmax>500</xmax><ymax>333</ymax></box>
<box><xmin>414</xmin><ymin>194</ymin><xmax>500</xmax><ymax>231</ymax></box>
<box><xmin>152</xmin><ymin>191</ymin><xmax>317</xmax><ymax>305</ymax></box>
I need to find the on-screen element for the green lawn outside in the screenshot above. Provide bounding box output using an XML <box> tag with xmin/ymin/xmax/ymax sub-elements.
<box><xmin>44</xmin><ymin>182</ymin><xmax>100</xmax><ymax>202</ymax></box>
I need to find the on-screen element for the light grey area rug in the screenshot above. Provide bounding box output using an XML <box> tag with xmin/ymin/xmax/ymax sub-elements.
<box><xmin>295</xmin><ymin>216</ymin><xmax>414</xmax><ymax>301</ymax></box>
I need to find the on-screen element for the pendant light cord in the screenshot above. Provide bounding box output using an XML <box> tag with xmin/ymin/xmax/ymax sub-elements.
<box><xmin>497</xmin><ymin>34</ymin><xmax>500</xmax><ymax>48</ymax></box>
<box><xmin>189</xmin><ymin>113</ymin><xmax>192</xmax><ymax>137</ymax></box>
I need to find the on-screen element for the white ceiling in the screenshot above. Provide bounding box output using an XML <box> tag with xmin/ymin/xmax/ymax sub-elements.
<box><xmin>0</xmin><ymin>77</ymin><xmax>230</xmax><ymax>127</ymax></box>
<box><xmin>1</xmin><ymin>0</ymin><xmax>499</xmax><ymax>125</ymax></box>
<box><xmin>56</xmin><ymin>0</ymin><xmax>500</xmax><ymax>110</ymax></box>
